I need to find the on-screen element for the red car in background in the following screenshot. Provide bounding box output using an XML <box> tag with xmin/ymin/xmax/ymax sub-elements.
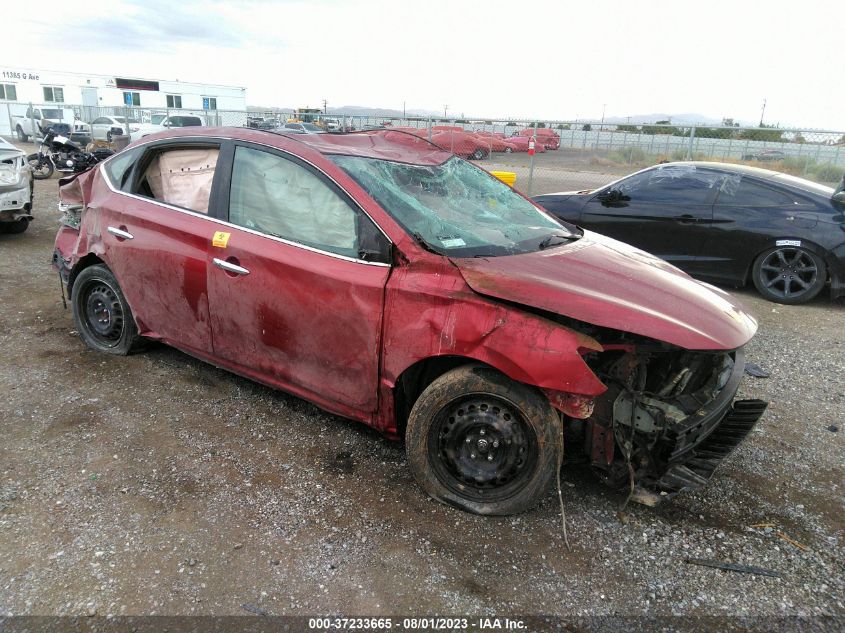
<box><xmin>473</xmin><ymin>131</ymin><xmax>517</xmax><ymax>153</ymax></box>
<box><xmin>517</xmin><ymin>128</ymin><xmax>561</xmax><ymax>150</ymax></box>
<box><xmin>430</xmin><ymin>130</ymin><xmax>489</xmax><ymax>160</ymax></box>
<box><xmin>505</xmin><ymin>136</ymin><xmax>547</xmax><ymax>153</ymax></box>
<box><xmin>52</xmin><ymin>127</ymin><xmax>765</xmax><ymax>516</ymax></box>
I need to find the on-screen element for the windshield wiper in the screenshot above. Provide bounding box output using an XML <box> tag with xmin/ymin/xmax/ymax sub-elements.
<box><xmin>538</xmin><ymin>232</ymin><xmax>574</xmax><ymax>250</ymax></box>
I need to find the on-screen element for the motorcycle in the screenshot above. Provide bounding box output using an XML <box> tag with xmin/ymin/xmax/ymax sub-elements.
<box><xmin>27</xmin><ymin>127</ymin><xmax>115</xmax><ymax>180</ymax></box>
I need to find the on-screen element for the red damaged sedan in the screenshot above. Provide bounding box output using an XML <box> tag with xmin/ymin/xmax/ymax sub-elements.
<box><xmin>53</xmin><ymin>127</ymin><xmax>766</xmax><ymax>515</ymax></box>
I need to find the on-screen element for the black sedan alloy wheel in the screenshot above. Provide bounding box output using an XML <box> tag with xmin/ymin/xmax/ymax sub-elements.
<box><xmin>753</xmin><ymin>246</ymin><xmax>827</xmax><ymax>304</ymax></box>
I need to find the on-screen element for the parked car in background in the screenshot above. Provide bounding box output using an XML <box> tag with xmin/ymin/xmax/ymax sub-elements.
<box><xmin>12</xmin><ymin>106</ymin><xmax>91</xmax><ymax>144</ymax></box>
<box><xmin>742</xmin><ymin>149</ymin><xmax>785</xmax><ymax>162</ymax></box>
<box><xmin>430</xmin><ymin>130</ymin><xmax>490</xmax><ymax>159</ymax></box>
<box><xmin>0</xmin><ymin>137</ymin><xmax>33</xmax><ymax>234</ymax></box>
<box><xmin>52</xmin><ymin>127</ymin><xmax>766</xmax><ymax>515</ymax></box>
<box><xmin>517</xmin><ymin>128</ymin><xmax>560</xmax><ymax>150</ymax></box>
<box><xmin>283</xmin><ymin>122</ymin><xmax>325</xmax><ymax>134</ymax></box>
<box><xmin>534</xmin><ymin>162</ymin><xmax>845</xmax><ymax>304</ymax></box>
<box><xmin>90</xmin><ymin>116</ymin><xmax>145</xmax><ymax>141</ymax></box>
<box><xmin>129</xmin><ymin>115</ymin><xmax>205</xmax><ymax>141</ymax></box>
<box><xmin>504</xmin><ymin>136</ymin><xmax>547</xmax><ymax>153</ymax></box>
<box><xmin>474</xmin><ymin>131</ymin><xmax>517</xmax><ymax>153</ymax></box>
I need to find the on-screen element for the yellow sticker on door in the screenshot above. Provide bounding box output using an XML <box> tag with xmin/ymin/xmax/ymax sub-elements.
<box><xmin>212</xmin><ymin>231</ymin><xmax>231</xmax><ymax>248</ymax></box>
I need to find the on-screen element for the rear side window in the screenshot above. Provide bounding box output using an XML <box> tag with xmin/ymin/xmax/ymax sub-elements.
<box><xmin>133</xmin><ymin>145</ymin><xmax>220</xmax><ymax>213</ymax></box>
<box><xmin>718</xmin><ymin>176</ymin><xmax>795</xmax><ymax>206</ymax></box>
<box><xmin>103</xmin><ymin>146</ymin><xmax>143</xmax><ymax>191</ymax></box>
<box><xmin>228</xmin><ymin>146</ymin><xmax>360</xmax><ymax>258</ymax></box>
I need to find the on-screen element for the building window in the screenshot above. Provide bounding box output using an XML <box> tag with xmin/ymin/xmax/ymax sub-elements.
<box><xmin>166</xmin><ymin>94</ymin><xmax>182</xmax><ymax>109</ymax></box>
<box><xmin>0</xmin><ymin>83</ymin><xmax>17</xmax><ymax>100</ymax></box>
<box><xmin>202</xmin><ymin>97</ymin><xmax>217</xmax><ymax>110</ymax></box>
<box><xmin>123</xmin><ymin>91</ymin><xmax>141</xmax><ymax>106</ymax></box>
<box><xmin>43</xmin><ymin>86</ymin><xmax>65</xmax><ymax>102</ymax></box>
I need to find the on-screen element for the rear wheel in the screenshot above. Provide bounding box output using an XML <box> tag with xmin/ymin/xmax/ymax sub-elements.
<box><xmin>106</xmin><ymin>131</ymin><xmax>113</xmax><ymax>142</ymax></box>
<box><xmin>471</xmin><ymin>148</ymin><xmax>486</xmax><ymax>160</ymax></box>
<box><xmin>16</xmin><ymin>126</ymin><xmax>29</xmax><ymax>142</ymax></box>
<box><xmin>0</xmin><ymin>219</ymin><xmax>29</xmax><ymax>234</ymax></box>
<box><xmin>71</xmin><ymin>265</ymin><xmax>143</xmax><ymax>355</ymax></box>
<box><xmin>752</xmin><ymin>246</ymin><xmax>827</xmax><ymax>304</ymax></box>
<box><xmin>406</xmin><ymin>365</ymin><xmax>560</xmax><ymax>515</ymax></box>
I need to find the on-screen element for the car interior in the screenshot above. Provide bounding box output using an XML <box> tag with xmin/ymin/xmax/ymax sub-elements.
<box><xmin>136</xmin><ymin>147</ymin><xmax>220</xmax><ymax>214</ymax></box>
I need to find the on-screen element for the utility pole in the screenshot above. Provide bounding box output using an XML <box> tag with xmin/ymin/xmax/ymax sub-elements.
<box><xmin>600</xmin><ymin>103</ymin><xmax>607</xmax><ymax>131</ymax></box>
<box><xmin>443</xmin><ymin>104</ymin><xmax>448</xmax><ymax>118</ymax></box>
<box><xmin>759</xmin><ymin>98</ymin><xmax>767</xmax><ymax>126</ymax></box>
<box><xmin>322</xmin><ymin>99</ymin><xmax>327</xmax><ymax>114</ymax></box>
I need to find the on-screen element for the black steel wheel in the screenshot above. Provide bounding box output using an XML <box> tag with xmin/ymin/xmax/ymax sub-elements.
<box><xmin>406</xmin><ymin>365</ymin><xmax>560</xmax><ymax>515</ymax></box>
<box><xmin>27</xmin><ymin>154</ymin><xmax>53</xmax><ymax>180</ymax></box>
<box><xmin>752</xmin><ymin>246</ymin><xmax>826</xmax><ymax>304</ymax></box>
<box><xmin>71</xmin><ymin>265</ymin><xmax>143</xmax><ymax>355</ymax></box>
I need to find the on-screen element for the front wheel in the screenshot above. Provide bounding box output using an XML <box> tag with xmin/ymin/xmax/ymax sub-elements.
<box><xmin>0</xmin><ymin>219</ymin><xmax>30</xmax><ymax>234</ymax></box>
<box><xmin>27</xmin><ymin>154</ymin><xmax>53</xmax><ymax>180</ymax></box>
<box><xmin>71</xmin><ymin>265</ymin><xmax>144</xmax><ymax>355</ymax></box>
<box><xmin>752</xmin><ymin>246</ymin><xmax>827</xmax><ymax>304</ymax></box>
<box><xmin>406</xmin><ymin>365</ymin><xmax>561</xmax><ymax>515</ymax></box>
<box><xmin>471</xmin><ymin>148</ymin><xmax>486</xmax><ymax>160</ymax></box>
<box><xmin>16</xmin><ymin>126</ymin><xmax>29</xmax><ymax>142</ymax></box>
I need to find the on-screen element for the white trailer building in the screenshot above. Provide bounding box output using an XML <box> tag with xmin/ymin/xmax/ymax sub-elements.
<box><xmin>1</xmin><ymin>67</ymin><xmax>247</xmax><ymax>136</ymax></box>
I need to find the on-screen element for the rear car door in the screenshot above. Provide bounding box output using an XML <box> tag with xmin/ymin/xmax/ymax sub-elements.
<box><xmin>704</xmin><ymin>174</ymin><xmax>813</xmax><ymax>283</ymax></box>
<box><xmin>579</xmin><ymin>165</ymin><xmax>722</xmax><ymax>273</ymax></box>
<box><xmin>96</xmin><ymin>138</ymin><xmax>224</xmax><ymax>354</ymax></box>
<box><xmin>207</xmin><ymin>142</ymin><xmax>392</xmax><ymax>417</ymax></box>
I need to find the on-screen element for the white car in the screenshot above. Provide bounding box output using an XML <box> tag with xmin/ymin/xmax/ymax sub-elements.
<box><xmin>89</xmin><ymin>116</ymin><xmax>149</xmax><ymax>142</ymax></box>
<box><xmin>130</xmin><ymin>115</ymin><xmax>205</xmax><ymax>141</ymax></box>
<box><xmin>0</xmin><ymin>137</ymin><xmax>33</xmax><ymax>234</ymax></box>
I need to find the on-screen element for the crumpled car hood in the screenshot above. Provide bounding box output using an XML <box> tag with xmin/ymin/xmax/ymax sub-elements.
<box><xmin>451</xmin><ymin>231</ymin><xmax>757</xmax><ymax>351</ymax></box>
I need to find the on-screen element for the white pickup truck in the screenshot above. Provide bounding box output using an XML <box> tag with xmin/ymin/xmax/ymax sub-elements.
<box><xmin>11</xmin><ymin>106</ymin><xmax>91</xmax><ymax>144</ymax></box>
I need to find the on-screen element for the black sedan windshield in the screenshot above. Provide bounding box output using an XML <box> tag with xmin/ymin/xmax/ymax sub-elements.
<box><xmin>332</xmin><ymin>156</ymin><xmax>578</xmax><ymax>257</ymax></box>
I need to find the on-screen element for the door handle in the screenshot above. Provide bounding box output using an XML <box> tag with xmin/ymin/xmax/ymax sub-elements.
<box><xmin>213</xmin><ymin>257</ymin><xmax>250</xmax><ymax>276</ymax></box>
<box><xmin>107</xmin><ymin>226</ymin><xmax>134</xmax><ymax>240</ymax></box>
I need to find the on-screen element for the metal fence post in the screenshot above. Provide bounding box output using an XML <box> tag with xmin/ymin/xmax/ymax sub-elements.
<box><xmin>687</xmin><ymin>126</ymin><xmax>696</xmax><ymax>160</ymax></box>
<box><xmin>29</xmin><ymin>102</ymin><xmax>36</xmax><ymax>141</ymax></box>
<box><xmin>427</xmin><ymin>117</ymin><xmax>432</xmax><ymax>142</ymax></box>
<box><xmin>5</xmin><ymin>103</ymin><xmax>12</xmax><ymax>139</ymax></box>
<box><xmin>528</xmin><ymin>121</ymin><xmax>537</xmax><ymax>196</ymax></box>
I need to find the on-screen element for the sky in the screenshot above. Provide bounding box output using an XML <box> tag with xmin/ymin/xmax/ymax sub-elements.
<box><xmin>4</xmin><ymin>0</ymin><xmax>844</xmax><ymax>129</ymax></box>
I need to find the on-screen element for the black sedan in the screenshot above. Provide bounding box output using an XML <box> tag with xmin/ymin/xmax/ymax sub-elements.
<box><xmin>534</xmin><ymin>162</ymin><xmax>845</xmax><ymax>304</ymax></box>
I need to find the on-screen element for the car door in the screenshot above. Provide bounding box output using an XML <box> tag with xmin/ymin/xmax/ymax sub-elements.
<box><xmin>206</xmin><ymin>142</ymin><xmax>392</xmax><ymax>417</ymax></box>
<box><xmin>96</xmin><ymin>139</ymin><xmax>224</xmax><ymax>354</ymax></box>
<box><xmin>704</xmin><ymin>174</ymin><xmax>812</xmax><ymax>283</ymax></box>
<box><xmin>578</xmin><ymin>165</ymin><xmax>722</xmax><ymax>273</ymax></box>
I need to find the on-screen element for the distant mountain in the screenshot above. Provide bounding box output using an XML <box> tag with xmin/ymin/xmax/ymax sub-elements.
<box><xmin>599</xmin><ymin>113</ymin><xmax>725</xmax><ymax>126</ymax></box>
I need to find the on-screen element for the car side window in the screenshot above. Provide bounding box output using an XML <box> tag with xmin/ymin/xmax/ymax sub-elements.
<box><xmin>717</xmin><ymin>176</ymin><xmax>794</xmax><ymax>206</ymax></box>
<box><xmin>103</xmin><ymin>146</ymin><xmax>144</xmax><ymax>191</ymax></box>
<box><xmin>228</xmin><ymin>146</ymin><xmax>371</xmax><ymax>260</ymax></box>
<box><xmin>616</xmin><ymin>167</ymin><xmax>722</xmax><ymax>205</ymax></box>
<box><xmin>132</xmin><ymin>145</ymin><xmax>220</xmax><ymax>213</ymax></box>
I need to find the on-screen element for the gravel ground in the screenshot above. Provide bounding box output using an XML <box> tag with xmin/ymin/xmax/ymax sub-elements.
<box><xmin>0</xmin><ymin>154</ymin><xmax>843</xmax><ymax>630</ymax></box>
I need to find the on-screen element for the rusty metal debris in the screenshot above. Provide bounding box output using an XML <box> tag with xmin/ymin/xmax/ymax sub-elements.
<box><xmin>684</xmin><ymin>558</ymin><xmax>782</xmax><ymax>578</ymax></box>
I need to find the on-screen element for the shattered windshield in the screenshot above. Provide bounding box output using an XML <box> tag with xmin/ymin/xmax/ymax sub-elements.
<box><xmin>331</xmin><ymin>156</ymin><xmax>578</xmax><ymax>257</ymax></box>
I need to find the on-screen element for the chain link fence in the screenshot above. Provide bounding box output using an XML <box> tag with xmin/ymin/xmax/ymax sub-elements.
<box><xmin>3</xmin><ymin>100</ymin><xmax>843</xmax><ymax>194</ymax></box>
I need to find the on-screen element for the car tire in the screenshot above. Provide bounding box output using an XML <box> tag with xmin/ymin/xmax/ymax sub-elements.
<box><xmin>16</xmin><ymin>126</ymin><xmax>28</xmax><ymax>142</ymax></box>
<box><xmin>504</xmin><ymin>147</ymin><xmax>513</xmax><ymax>153</ymax></box>
<box><xmin>106</xmin><ymin>131</ymin><xmax>113</xmax><ymax>142</ymax></box>
<box><xmin>26</xmin><ymin>154</ymin><xmax>53</xmax><ymax>180</ymax></box>
<box><xmin>0</xmin><ymin>219</ymin><xmax>29</xmax><ymax>234</ymax></box>
<box><xmin>752</xmin><ymin>246</ymin><xmax>827</xmax><ymax>304</ymax></box>
<box><xmin>471</xmin><ymin>148</ymin><xmax>486</xmax><ymax>160</ymax></box>
<box><xmin>71</xmin><ymin>264</ymin><xmax>144</xmax><ymax>355</ymax></box>
<box><xmin>406</xmin><ymin>364</ymin><xmax>561</xmax><ymax>516</ymax></box>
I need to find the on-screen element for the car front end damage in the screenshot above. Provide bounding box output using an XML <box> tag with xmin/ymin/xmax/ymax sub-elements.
<box><xmin>0</xmin><ymin>146</ymin><xmax>33</xmax><ymax>226</ymax></box>
<box><xmin>571</xmin><ymin>332</ymin><xmax>767</xmax><ymax>505</ymax></box>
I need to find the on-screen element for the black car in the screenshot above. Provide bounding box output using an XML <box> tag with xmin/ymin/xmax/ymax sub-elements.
<box><xmin>534</xmin><ymin>162</ymin><xmax>845</xmax><ymax>304</ymax></box>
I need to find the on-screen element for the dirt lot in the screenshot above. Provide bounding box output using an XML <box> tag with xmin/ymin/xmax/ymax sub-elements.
<box><xmin>0</xmin><ymin>152</ymin><xmax>843</xmax><ymax>628</ymax></box>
